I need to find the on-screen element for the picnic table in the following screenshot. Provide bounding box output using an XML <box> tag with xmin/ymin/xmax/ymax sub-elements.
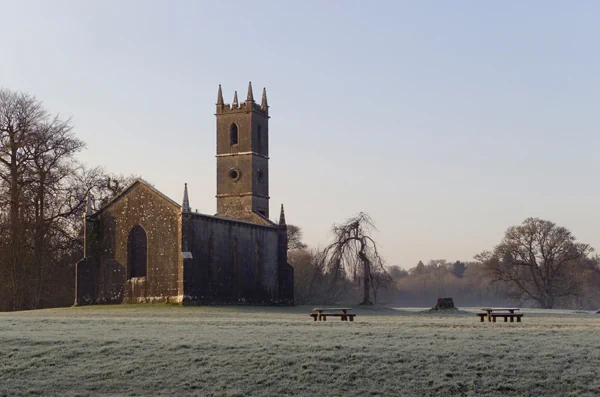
<box><xmin>477</xmin><ymin>307</ymin><xmax>523</xmax><ymax>323</ymax></box>
<box><xmin>310</xmin><ymin>307</ymin><xmax>356</xmax><ymax>322</ymax></box>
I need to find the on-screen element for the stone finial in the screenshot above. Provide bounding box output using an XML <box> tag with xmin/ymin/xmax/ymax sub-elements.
<box><xmin>85</xmin><ymin>194</ymin><xmax>93</xmax><ymax>216</ymax></box>
<box><xmin>279</xmin><ymin>204</ymin><xmax>286</xmax><ymax>226</ymax></box>
<box><xmin>232</xmin><ymin>91</ymin><xmax>239</xmax><ymax>108</ymax></box>
<box><xmin>182</xmin><ymin>183</ymin><xmax>190</xmax><ymax>213</ymax></box>
<box><xmin>247</xmin><ymin>81</ymin><xmax>254</xmax><ymax>103</ymax></box>
<box><xmin>217</xmin><ymin>84</ymin><xmax>224</xmax><ymax>105</ymax></box>
<box><xmin>261</xmin><ymin>87</ymin><xmax>268</xmax><ymax>110</ymax></box>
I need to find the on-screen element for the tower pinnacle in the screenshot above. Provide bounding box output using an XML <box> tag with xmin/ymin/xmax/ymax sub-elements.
<box><xmin>247</xmin><ymin>81</ymin><xmax>254</xmax><ymax>103</ymax></box>
<box><xmin>217</xmin><ymin>84</ymin><xmax>224</xmax><ymax>105</ymax></box>
<box><xmin>232</xmin><ymin>91</ymin><xmax>239</xmax><ymax>108</ymax></box>
<box><xmin>261</xmin><ymin>87</ymin><xmax>268</xmax><ymax>110</ymax></box>
<box><xmin>182</xmin><ymin>183</ymin><xmax>190</xmax><ymax>213</ymax></box>
<box><xmin>279</xmin><ymin>204</ymin><xmax>286</xmax><ymax>226</ymax></box>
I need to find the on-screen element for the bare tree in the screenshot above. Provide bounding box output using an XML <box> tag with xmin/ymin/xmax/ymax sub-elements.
<box><xmin>427</xmin><ymin>260</ymin><xmax>449</xmax><ymax>297</ymax></box>
<box><xmin>0</xmin><ymin>89</ymin><xmax>47</xmax><ymax>310</ymax></box>
<box><xmin>289</xmin><ymin>248</ymin><xmax>346</xmax><ymax>304</ymax></box>
<box><xmin>323</xmin><ymin>212</ymin><xmax>388</xmax><ymax>305</ymax></box>
<box><xmin>387</xmin><ymin>265</ymin><xmax>408</xmax><ymax>281</ymax></box>
<box><xmin>371</xmin><ymin>268</ymin><xmax>393</xmax><ymax>304</ymax></box>
<box><xmin>92</xmin><ymin>173</ymin><xmax>138</xmax><ymax>210</ymax></box>
<box><xmin>0</xmin><ymin>88</ymin><xmax>131</xmax><ymax>311</ymax></box>
<box><xmin>287</xmin><ymin>224</ymin><xmax>307</xmax><ymax>251</ymax></box>
<box><xmin>477</xmin><ymin>217</ymin><xmax>593</xmax><ymax>309</ymax></box>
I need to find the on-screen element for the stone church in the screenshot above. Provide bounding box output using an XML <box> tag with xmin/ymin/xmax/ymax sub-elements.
<box><xmin>75</xmin><ymin>83</ymin><xmax>294</xmax><ymax>305</ymax></box>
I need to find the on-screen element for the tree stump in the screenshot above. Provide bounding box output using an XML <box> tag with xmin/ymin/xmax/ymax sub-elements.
<box><xmin>432</xmin><ymin>297</ymin><xmax>457</xmax><ymax>310</ymax></box>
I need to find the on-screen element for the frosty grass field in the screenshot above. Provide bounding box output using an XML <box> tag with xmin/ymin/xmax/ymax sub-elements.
<box><xmin>1</xmin><ymin>305</ymin><xmax>599</xmax><ymax>397</ymax></box>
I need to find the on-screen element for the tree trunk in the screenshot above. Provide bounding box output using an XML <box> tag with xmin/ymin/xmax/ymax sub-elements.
<box><xmin>359</xmin><ymin>249</ymin><xmax>373</xmax><ymax>305</ymax></box>
<box><xmin>9</xmin><ymin>136</ymin><xmax>23</xmax><ymax>311</ymax></box>
<box><xmin>432</xmin><ymin>297</ymin><xmax>457</xmax><ymax>310</ymax></box>
<box><xmin>32</xmin><ymin>178</ymin><xmax>47</xmax><ymax>310</ymax></box>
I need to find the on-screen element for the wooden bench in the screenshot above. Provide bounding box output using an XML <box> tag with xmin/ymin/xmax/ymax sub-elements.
<box><xmin>477</xmin><ymin>308</ymin><xmax>523</xmax><ymax>323</ymax></box>
<box><xmin>476</xmin><ymin>313</ymin><xmax>523</xmax><ymax>322</ymax></box>
<box><xmin>310</xmin><ymin>307</ymin><xmax>356</xmax><ymax>322</ymax></box>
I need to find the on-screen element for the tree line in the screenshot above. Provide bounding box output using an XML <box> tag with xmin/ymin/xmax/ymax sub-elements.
<box><xmin>0</xmin><ymin>89</ymin><xmax>134</xmax><ymax>311</ymax></box>
<box><xmin>290</xmin><ymin>217</ymin><xmax>600</xmax><ymax>310</ymax></box>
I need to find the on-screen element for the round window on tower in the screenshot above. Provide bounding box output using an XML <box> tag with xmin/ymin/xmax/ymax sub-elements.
<box><xmin>228</xmin><ymin>168</ymin><xmax>241</xmax><ymax>181</ymax></box>
<box><xmin>257</xmin><ymin>169</ymin><xmax>264</xmax><ymax>182</ymax></box>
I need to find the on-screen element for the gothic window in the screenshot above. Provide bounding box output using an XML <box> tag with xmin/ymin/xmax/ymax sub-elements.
<box><xmin>230</xmin><ymin>123</ymin><xmax>238</xmax><ymax>146</ymax></box>
<box><xmin>128</xmin><ymin>225</ymin><xmax>147</xmax><ymax>278</ymax></box>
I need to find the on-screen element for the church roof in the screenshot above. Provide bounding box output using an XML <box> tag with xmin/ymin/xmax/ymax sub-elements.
<box><xmin>91</xmin><ymin>178</ymin><xmax>180</xmax><ymax>217</ymax></box>
<box><xmin>215</xmin><ymin>208</ymin><xmax>277</xmax><ymax>227</ymax></box>
<box><xmin>91</xmin><ymin>179</ymin><xmax>279</xmax><ymax>228</ymax></box>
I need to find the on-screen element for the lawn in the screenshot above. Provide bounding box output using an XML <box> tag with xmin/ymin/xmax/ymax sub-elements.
<box><xmin>1</xmin><ymin>305</ymin><xmax>599</xmax><ymax>396</ymax></box>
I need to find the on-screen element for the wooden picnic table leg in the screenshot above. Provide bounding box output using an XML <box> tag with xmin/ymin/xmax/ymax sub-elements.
<box><xmin>517</xmin><ymin>317</ymin><xmax>521</xmax><ymax>323</ymax></box>
<box><xmin>492</xmin><ymin>316</ymin><xmax>496</xmax><ymax>323</ymax></box>
<box><xmin>349</xmin><ymin>316</ymin><xmax>354</xmax><ymax>322</ymax></box>
<box><xmin>480</xmin><ymin>315</ymin><xmax>484</xmax><ymax>322</ymax></box>
<box><xmin>510</xmin><ymin>316</ymin><xmax>514</xmax><ymax>323</ymax></box>
<box><xmin>487</xmin><ymin>312</ymin><xmax>492</xmax><ymax>322</ymax></box>
<box><xmin>504</xmin><ymin>317</ymin><xmax>507</xmax><ymax>322</ymax></box>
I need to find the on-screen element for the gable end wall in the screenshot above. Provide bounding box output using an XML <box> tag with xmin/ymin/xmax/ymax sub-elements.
<box><xmin>85</xmin><ymin>183</ymin><xmax>181</xmax><ymax>304</ymax></box>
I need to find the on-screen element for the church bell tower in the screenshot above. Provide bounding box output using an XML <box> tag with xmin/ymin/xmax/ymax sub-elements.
<box><xmin>215</xmin><ymin>82</ymin><xmax>270</xmax><ymax>218</ymax></box>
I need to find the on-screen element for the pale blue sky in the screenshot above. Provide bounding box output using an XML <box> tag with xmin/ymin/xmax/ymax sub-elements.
<box><xmin>2</xmin><ymin>1</ymin><xmax>600</xmax><ymax>267</ymax></box>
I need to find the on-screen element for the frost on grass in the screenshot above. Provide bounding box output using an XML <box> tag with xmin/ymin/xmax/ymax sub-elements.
<box><xmin>1</xmin><ymin>306</ymin><xmax>600</xmax><ymax>397</ymax></box>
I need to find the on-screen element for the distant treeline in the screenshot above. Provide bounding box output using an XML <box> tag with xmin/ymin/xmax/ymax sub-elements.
<box><xmin>291</xmin><ymin>253</ymin><xmax>600</xmax><ymax>310</ymax></box>
<box><xmin>290</xmin><ymin>253</ymin><xmax>511</xmax><ymax>308</ymax></box>
<box><xmin>383</xmin><ymin>260</ymin><xmax>514</xmax><ymax>308</ymax></box>
<box><xmin>290</xmin><ymin>216</ymin><xmax>600</xmax><ymax>310</ymax></box>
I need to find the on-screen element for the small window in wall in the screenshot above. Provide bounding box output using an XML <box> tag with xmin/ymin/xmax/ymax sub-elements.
<box><xmin>128</xmin><ymin>225</ymin><xmax>147</xmax><ymax>278</ymax></box>
<box><xmin>229</xmin><ymin>168</ymin><xmax>241</xmax><ymax>181</ymax></box>
<box><xmin>230</xmin><ymin>123</ymin><xmax>238</xmax><ymax>146</ymax></box>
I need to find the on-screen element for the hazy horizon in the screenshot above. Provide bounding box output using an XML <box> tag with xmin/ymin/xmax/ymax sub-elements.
<box><xmin>2</xmin><ymin>0</ymin><xmax>599</xmax><ymax>268</ymax></box>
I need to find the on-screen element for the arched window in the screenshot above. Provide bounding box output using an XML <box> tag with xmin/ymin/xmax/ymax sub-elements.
<box><xmin>128</xmin><ymin>225</ymin><xmax>147</xmax><ymax>278</ymax></box>
<box><xmin>230</xmin><ymin>123</ymin><xmax>238</xmax><ymax>146</ymax></box>
<box><xmin>257</xmin><ymin>125</ymin><xmax>262</xmax><ymax>153</ymax></box>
